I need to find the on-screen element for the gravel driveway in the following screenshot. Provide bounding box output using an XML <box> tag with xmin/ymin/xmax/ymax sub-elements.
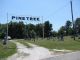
<box><xmin>7</xmin><ymin>41</ymin><xmax>52</xmax><ymax>60</ymax></box>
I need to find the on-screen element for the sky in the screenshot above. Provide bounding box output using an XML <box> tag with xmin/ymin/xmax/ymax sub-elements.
<box><xmin>0</xmin><ymin>0</ymin><xmax>80</xmax><ymax>31</ymax></box>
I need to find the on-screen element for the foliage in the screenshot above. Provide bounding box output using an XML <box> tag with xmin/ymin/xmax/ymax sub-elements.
<box><xmin>58</xmin><ymin>20</ymin><xmax>73</xmax><ymax>36</ymax></box>
<box><xmin>75</xmin><ymin>18</ymin><xmax>80</xmax><ymax>35</ymax></box>
<box><xmin>58</xmin><ymin>26</ymin><xmax>66</xmax><ymax>36</ymax></box>
<box><xmin>0</xmin><ymin>32</ymin><xmax>5</xmax><ymax>39</ymax></box>
<box><xmin>65</xmin><ymin>20</ymin><xmax>72</xmax><ymax>35</ymax></box>
<box><xmin>35</xmin><ymin>24</ymin><xmax>43</xmax><ymax>37</ymax></box>
<box><xmin>52</xmin><ymin>31</ymin><xmax>57</xmax><ymax>37</ymax></box>
<box><xmin>44</xmin><ymin>21</ymin><xmax>52</xmax><ymax>37</ymax></box>
<box><xmin>58</xmin><ymin>18</ymin><xmax>80</xmax><ymax>37</ymax></box>
<box><xmin>0</xmin><ymin>24</ymin><xmax>7</xmax><ymax>39</ymax></box>
<box><xmin>8</xmin><ymin>21</ymin><xmax>25</xmax><ymax>39</ymax></box>
<box><xmin>0</xmin><ymin>21</ymin><xmax>53</xmax><ymax>39</ymax></box>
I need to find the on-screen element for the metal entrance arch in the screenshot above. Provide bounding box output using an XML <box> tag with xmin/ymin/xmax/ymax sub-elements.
<box><xmin>5</xmin><ymin>13</ymin><xmax>44</xmax><ymax>44</ymax></box>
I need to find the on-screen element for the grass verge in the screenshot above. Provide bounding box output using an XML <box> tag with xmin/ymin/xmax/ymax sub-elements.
<box><xmin>0</xmin><ymin>40</ymin><xmax>17</xmax><ymax>59</ymax></box>
<box><xmin>25</xmin><ymin>36</ymin><xmax>80</xmax><ymax>51</ymax></box>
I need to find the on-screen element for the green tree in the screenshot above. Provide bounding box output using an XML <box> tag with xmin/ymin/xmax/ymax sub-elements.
<box><xmin>44</xmin><ymin>21</ymin><xmax>52</xmax><ymax>37</ymax></box>
<box><xmin>52</xmin><ymin>31</ymin><xmax>57</xmax><ymax>37</ymax></box>
<box><xmin>0</xmin><ymin>24</ymin><xmax>7</xmax><ymax>39</ymax></box>
<box><xmin>75</xmin><ymin>18</ymin><xmax>80</xmax><ymax>35</ymax></box>
<box><xmin>8</xmin><ymin>21</ymin><xmax>25</xmax><ymax>38</ymax></box>
<box><xmin>8</xmin><ymin>22</ymin><xmax>17</xmax><ymax>38</ymax></box>
<box><xmin>65</xmin><ymin>20</ymin><xmax>72</xmax><ymax>35</ymax></box>
<box><xmin>35</xmin><ymin>24</ymin><xmax>43</xmax><ymax>37</ymax></box>
<box><xmin>58</xmin><ymin>26</ymin><xmax>66</xmax><ymax>36</ymax></box>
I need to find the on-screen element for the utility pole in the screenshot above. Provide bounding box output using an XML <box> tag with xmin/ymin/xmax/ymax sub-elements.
<box><xmin>42</xmin><ymin>16</ymin><xmax>44</xmax><ymax>39</ymax></box>
<box><xmin>24</xmin><ymin>22</ymin><xmax>27</xmax><ymax>40</ymax></box>
<box><xmin>70</xmin><ymin>0</ymin><xmax>75</xmax><ymax>40</ymax></box>
<box><xmin>7</xmin><ymin>13</ymin><xmax>8</xmax><ymax>41</ymax></box>
<box><xmin>3</xmin><ymin>13</ymin><xmax>8</xmax><ymax>45</ymax></box>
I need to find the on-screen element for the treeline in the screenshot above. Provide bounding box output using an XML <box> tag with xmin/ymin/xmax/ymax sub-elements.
<box><xmin>0</xmin><ymin>21</ymin><xmax>53</xmax><ymax>39</ymax></box>
<box><xmin>57</xmin><ymin>18</ymin><xmax>80</xmax><ymax>37</ymax></box>
<box><xmin>0</xmin><ymin>17</ymin><xmax>80</xmax><ymax>39</ymax></box>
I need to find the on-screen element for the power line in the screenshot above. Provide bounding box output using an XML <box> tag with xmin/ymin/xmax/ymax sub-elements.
<box><xmin>51</xmin><ymin>1</ymin><xmax>70</xmax><ymax>16</ymax></box>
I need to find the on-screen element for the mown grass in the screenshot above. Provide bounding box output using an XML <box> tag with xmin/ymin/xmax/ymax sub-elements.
<box><xmin>0</xmin><ymin>40</ymin><xmax>17</xmax><ymax>59</ymax></box>
<box><xmin>17</xmin><ymin>36</ymin><xmax>80</xmax><ymax>51</ymax></box>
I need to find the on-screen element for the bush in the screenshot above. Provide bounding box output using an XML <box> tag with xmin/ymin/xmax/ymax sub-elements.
<box><xmin>0</xmin><ymin>33</ymin><xmax>5</xmax><ymax>39</ymax></box>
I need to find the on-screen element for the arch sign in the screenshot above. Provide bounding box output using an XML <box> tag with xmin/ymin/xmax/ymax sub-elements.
<box><xmin>12</xmin><ymin>16</ymin><xmax>40</xmax><ymax>21</ymax></box>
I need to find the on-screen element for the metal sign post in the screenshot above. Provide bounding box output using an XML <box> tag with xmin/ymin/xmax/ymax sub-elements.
<box><xmin>3</xmin><ymin>13</ymin><xmax>8</xmax><ymax>45</ymax></box>
<box><xmin>11</xmin><ymin>15</ymin><xmax>42</xmax><ymax>40</ymax></box>
<box><xmin>7</xmin><ymin>13</ymin><xmax>8</xmax><ymax>41</ymax></box>
<box><xmin>42</xmin><ymin>16</ymin><xmax>44</xmax><ymax>39</ymax></box>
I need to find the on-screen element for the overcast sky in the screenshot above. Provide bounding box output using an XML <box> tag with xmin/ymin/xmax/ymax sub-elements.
<box><xmin>0</xmin><ymin>0</ymin><xmax>80</xmax><ymax>31</ymax></box>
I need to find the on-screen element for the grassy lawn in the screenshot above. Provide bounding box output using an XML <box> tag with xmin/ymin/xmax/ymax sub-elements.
<box><xmin>17</xmin><ymin>36</ymin><xmax>80</xmax><ymax>51</ymax></box>
<box><xmin>0</xmin><ymin>40</ymin><xmax>17</xmax><ymax>59</ymax></box>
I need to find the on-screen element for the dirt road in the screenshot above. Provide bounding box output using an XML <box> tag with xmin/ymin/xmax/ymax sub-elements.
<box><xmin>7</xmin><ymin>41</ymin><xmax>52</xmax><ymax>60</ymax></box>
